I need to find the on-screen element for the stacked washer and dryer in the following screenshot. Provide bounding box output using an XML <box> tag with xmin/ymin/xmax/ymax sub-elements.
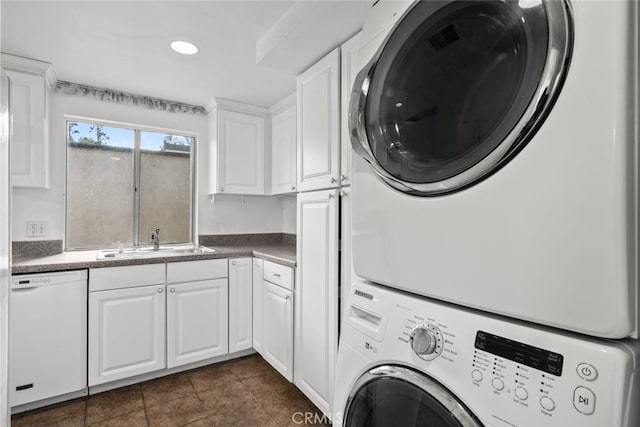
<box><xmin>334</xmin><ymin>1</ymin><xmax>640</xmax><ymax>426</ymax></box>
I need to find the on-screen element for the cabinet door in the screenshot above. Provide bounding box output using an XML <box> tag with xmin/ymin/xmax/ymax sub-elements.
<box><xmin>229</xmin><ymin>258</ymin><xmax>253</xmax><ymax>353</ymax></box>
<box><xmin>217</xmin><ymin>109</ymin><xmax>265</xmax><ymax>195</ymax></box>
<box><xmin>340</xmin><ymin>32</ymin><xmax>361</xmax><ymax>186</ymax></box>
<box><xmin>295</xmin><ymin>189</ymin><xmax>339</xmax><ymax>415</ymax></box>
<box><xmin>89</xmin><ymin>285</ymin><xmax>166</xmax><ymax>386</ymax></box>
<box><xmin>167</xmin><ymin>279</ymin><xmax>228</xmax><ymax>368</ymax></box>
<box><xmin>297</xmin><ymin>48</ymin><xmax>340</xmax><ymax>192</ymax></box>
<box><xmin>262</xmin><ymin>280</ymin><xmax>293</xmax><ymax>381</ymax></box>
<box><xmin>6</xmin><ymin>69</ymin><xmax>49</xmax><ymax>188</ymax></box>
<box><xmin>252</xmin><ymin>258</ymin><xmax>264</xmax><ymax>354</ymax></box>
<box><xmin>271</xmin><ymin>104</ymin><xmax>297</xmax><ymax>194</ymax></box>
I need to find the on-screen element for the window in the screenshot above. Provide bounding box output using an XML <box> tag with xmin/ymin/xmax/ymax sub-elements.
<box><xmin>66</xmin><ymin>119</ymin><xmax>195</xmax><ymax>249</ymax></box>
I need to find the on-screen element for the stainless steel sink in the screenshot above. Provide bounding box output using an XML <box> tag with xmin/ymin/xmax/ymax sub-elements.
<box><xmin>97</xmin><ymin>245</ymin><xmax>216</xmax><ymax>260</ymax></box>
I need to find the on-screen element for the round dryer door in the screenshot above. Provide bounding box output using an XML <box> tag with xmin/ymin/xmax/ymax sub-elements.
<box><xmin>343</xmin><ymin>365</ymin><xmax>482</xmax><ymax>427</ymax></box>
<box><xmin>350</xmin><ymin>0</ymin><xmax>573</xmax><ymax>196</ymax></box>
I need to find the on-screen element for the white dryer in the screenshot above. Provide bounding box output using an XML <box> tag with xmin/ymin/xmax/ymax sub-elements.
<box><xmin>333</xmin><ymin>280</ymin><xmax>640</xmax><ymax>427</ymax></box>
<box><xmin>349</xmin><ymin>0</ymin><xmax>640</xmax><ymax>338</ymax></box>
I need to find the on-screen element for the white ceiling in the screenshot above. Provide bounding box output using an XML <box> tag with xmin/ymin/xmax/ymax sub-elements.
<box><xmin>1</xmin><ymin>0</ymin><xmax>370</xmax><ymax>108</ymax></box>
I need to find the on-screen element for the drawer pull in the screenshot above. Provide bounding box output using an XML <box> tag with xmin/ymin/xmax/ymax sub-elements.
<box><xmin>16</xmin><ymin>383</ymin><xmax>33</xmax><ymax>391</ymax></box>
<box><xmin>272</xmin><ymin>272</ymin><xmax>281</xmax><ymax>278</ymax></box>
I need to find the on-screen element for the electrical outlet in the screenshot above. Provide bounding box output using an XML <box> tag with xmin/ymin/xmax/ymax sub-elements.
<box><xmin>26</xmin><ymin>221</ymin><xmax>48</xmax><ymax>237</ymax></box>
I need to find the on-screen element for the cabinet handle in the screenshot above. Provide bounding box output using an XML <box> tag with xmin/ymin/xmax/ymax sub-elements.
<box><xmin>170</xmin><ymin>288</ymin><xmax>176</xmax><ymax>293</ymax></box>
<box><xmin>272</xmin><ymin>272</ymin><xmax>281</xmax><ymax>278</ymax></box>
<box><xmin>232</xmin><ymin>261</ymin><xmax>237</xmax><ymax>265</ymax></box>
<box><xmin>285</xmin><ymin>295</ymin><xmax>290</xmax><ymax>300</ymax></box>
<box><xmin>157</xmin><ymin>288</ymin><xmax>164</xmax><ymax>293</ymax></box>
<box><xmin>340</xmin><ymin>175</ymin><xmax>347</xmax><ymax>182</ymax></box>
<box><xmin>340</xmin><ymin>190</ymin><xmax>349</xmax><ymax>197</ymax></box>
<box><xmin>291</xmin><ymin>185</ymin><xmax>296</xmax><ymax>191</ymax></box>
<box><xmin>331</xmin><ymin>177</ymin><xmax>337</xmax><ymax>184</ymax></box>
<box><xmin>220</xmin><ymin>186</ymin><xmax>224</xmax><ymax>192</ymax></box>
<box><xmin>328</xmin><ymin>193</ymin><xmax>334</xmax><ymax>199</ymax></box>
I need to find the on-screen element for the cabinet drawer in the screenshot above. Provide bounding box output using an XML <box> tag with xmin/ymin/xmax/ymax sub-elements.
<box><xmin>90</xmin><ymin>264</ymin><xmax>166</xmax><ymax>292</ymax></box>
<box><xmin>167</xmin><ymin>259</ymin><xmax>228</xmax><ymax>283</ymax></box>
<box><xmin>263</xmin><ymin>260</ymin><xmax>294</xmax><ymax>291</ymax></box>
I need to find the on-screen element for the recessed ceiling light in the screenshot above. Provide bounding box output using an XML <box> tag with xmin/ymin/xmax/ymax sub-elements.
<box><xmin>170</xmin><ymin>40</ymin><xmax>199</xmax><ymax>55</ymax></box>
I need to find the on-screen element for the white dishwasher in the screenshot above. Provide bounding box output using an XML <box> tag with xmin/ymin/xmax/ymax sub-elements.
<box><xmin>10</xmin><ymin>270</ymin><xmax>88</xmax><ymax>409</ymax></box>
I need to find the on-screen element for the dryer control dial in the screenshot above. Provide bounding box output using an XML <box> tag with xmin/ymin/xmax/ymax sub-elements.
<box><xmin>409</xmin><ymin>323</ymin><xmax>443</xmax><ymax>361</ymax></box>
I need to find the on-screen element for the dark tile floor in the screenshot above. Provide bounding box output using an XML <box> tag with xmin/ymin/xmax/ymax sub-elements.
<box><xmin>11</xmin><ymin>354</ymin><xmax>331</xmax><ymax>426</ymax></box>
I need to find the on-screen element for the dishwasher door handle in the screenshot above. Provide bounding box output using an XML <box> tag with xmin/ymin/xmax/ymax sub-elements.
<box><xmin>11</xmin><ymin>286</ymin><xmax>40</xmax><ymax>292</ymax></box>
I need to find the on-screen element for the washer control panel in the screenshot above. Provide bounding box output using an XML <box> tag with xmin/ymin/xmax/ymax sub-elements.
<box><xmin>470</xmin><ymin>330</ymin><xmax>608</xmax><ymax>424</ymax></box>
<box><xmin>344</xmin><ymin>280</ymin><xmax>639</xmax><ymax>427</ymax></box>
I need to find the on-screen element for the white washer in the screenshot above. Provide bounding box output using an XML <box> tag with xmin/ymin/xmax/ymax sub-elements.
<box><xmin>333</xmin><ymin>280</ymin><xmax>640</xmax><ymax>427</ymax></box>
<box><xmin>349</xmin><ymin>0</ymin><xmax>640</xmax><ymax>338</ymax></box>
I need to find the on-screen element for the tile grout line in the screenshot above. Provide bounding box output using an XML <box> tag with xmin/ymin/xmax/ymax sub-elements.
<box><xmin>140</xmin><ymin>386</ymin><xmax>152</xmax><ymax>427</ymax></box>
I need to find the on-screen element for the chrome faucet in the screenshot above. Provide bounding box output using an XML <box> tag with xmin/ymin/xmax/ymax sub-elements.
<box><xmin>151</xmin><ymin>228</ymin><xmax>160</xmax><ymax>250</ymax></box>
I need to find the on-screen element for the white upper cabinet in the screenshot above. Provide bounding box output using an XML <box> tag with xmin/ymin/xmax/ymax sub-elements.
<box><xmin>2</xmin><ymin>54</ymin><xmax>55</xmax><ymax>189</ymax></box>
<box><xmin>340</xmin><ymin>32</ymin><xmax>362</xmax><ymax>186</ymax></box>
<box><xmin>208</xmin><ymin>98</ymin><xmax>268</xmax><ymax>195</ymax></box>
<box><xmin>270</xmin><ymin>93</ymin><xmax>297</xmax><ymax>195</ymax></box>
<box><xmin>297</xmin><ymin>48</ymin><xmax>340</xmax><ymax>192</ymax></box>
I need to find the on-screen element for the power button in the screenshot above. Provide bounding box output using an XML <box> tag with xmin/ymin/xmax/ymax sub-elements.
<box><xmin>576</xmin><ymin>363</ymin><xmax>597</xmax><ymax>381</ymax></box>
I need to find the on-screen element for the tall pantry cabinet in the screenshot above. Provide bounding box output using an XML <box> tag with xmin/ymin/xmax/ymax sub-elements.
<box><xmin>294</xmin><ymin>31</ymin><xmax>361</xmax><ymax>417</ymax></box>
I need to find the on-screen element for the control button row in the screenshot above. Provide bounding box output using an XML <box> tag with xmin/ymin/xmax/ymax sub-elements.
<box><xmin>470</xmin><ymin>370</ymin><xmax>593</xmax><ymax>415</ymax></box>
<box><xmin>576</xmin><ymin>363</ymin><xmax>598</xmax><ymax>381</ymax></box>
<box><xmin>573</xmin><ymin>386</ymin><xmax>596</xmax><ymax>415</ymax></box>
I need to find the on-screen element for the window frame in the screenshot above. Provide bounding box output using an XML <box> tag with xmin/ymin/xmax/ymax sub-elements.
<box><xmin>64</xmin><ymin>115</ymin><xmax>198</xmax><ymax>251</ymax></box>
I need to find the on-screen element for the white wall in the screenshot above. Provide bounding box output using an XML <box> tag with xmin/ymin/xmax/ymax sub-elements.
<box><xmin>12</xmin><ymin>92</ymin><xmax>288</xmax><ymax>242</ymax></box>
<box><xmin>201</xmin><ymin>194</ymin><xmax>285</xmax><ymax>235</ymax></box>
<box><xmin>282</xmin><ymin>195</ymin><xmax>296</xmax><ymax>234</ymax></box>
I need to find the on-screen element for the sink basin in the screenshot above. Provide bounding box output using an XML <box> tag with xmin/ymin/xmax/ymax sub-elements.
<box><xmin>97</xmin><ymin>245</ymin><xmax>215</xmax><ymax>260</ymax></box>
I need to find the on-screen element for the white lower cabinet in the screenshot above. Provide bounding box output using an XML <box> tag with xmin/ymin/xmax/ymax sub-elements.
<box><xmin>229</xmin><ymin>258</ymin><xmax>253</xmax><ymax>353</ymax></box>
<box><xmin>262</xmin><ymin>280</ymin><xmax>294</xmax><ymax>381</ymax></box>
<box><xmin>89</xmin><ymin>284</ymin><xmax>166</xmax><ymax>386</ymax></box>
<box><xmin>167</xmin><ymin>279</ymin><xmax>228</xmax><ymax>368</ymax></box>
<box><xmin>89</xmin><ymin>259</ymin><xmax>230</xmax><ymax>386</ymax></box>
<box><xmin>252</xmin><ymin>258</ymin><xmax>264</xmax><ymax>354</ymax></box>
<box><xmin>252</xmin><ymin>259</ymin><xmax>294</xmax><ymax>381</ymax></box>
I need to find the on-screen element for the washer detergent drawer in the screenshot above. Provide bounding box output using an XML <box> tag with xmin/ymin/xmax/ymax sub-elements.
<box><xmin>10</xmin><ymin>271</ymin><xmax>88</xmax><ymax>407</ymax></box>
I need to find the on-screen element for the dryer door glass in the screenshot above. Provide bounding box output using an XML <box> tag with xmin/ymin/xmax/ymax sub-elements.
<box><xmin>352</xmin><ymin>0</ymin><xmax>572</xmax><ymax>195</ymax></box>
<box><xmin>343</xmin><ymin>366</ymin><xmax>481</xmax><ymax>427</ymax></box>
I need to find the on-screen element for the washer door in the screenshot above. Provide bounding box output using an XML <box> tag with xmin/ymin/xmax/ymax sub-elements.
<box><xmin>343</xmin><ymin>365</ymin><xmax>482</xmax><ymax>427</ymax></box>
<box><xmin>350</xmin><ymin>0</ymin><xmax>573</xmax><ymax>196</ymax></box>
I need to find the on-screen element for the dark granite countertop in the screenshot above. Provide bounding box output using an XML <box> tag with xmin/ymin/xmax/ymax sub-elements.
<box><xmin>12</xmin><ymin>241</ymin><xmax>296</xmax><ymax>275</ymax></box>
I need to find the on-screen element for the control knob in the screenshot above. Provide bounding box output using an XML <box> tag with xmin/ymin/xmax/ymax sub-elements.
<box><xmin>410</xmin><ymin>325</ymin><xmax>437</xmax><ymax>357</ymax></box>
